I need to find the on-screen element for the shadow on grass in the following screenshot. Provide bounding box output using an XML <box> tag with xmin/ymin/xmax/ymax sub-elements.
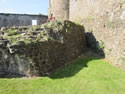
<box><xmin>49</xmin><ymin>56</ymin><xmax>104</xmax><ymax>79</ymax></box>
<box><xmin>0</xmin><ymin>55</ymin><xmax>104</xmax><ymax>79</ymax></box>
<box><xmin>49</xmin><ymin>32</ymin><xmax>105</xmax><ymax>79</ymax></box>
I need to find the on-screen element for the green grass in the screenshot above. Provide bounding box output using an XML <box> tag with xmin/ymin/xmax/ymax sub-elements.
<box><xmin>0</xmin><ymin>57</ymin><xmax>125</xmax><ymax>94</ymax></box>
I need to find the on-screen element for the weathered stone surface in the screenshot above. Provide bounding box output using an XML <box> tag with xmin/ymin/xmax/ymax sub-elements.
<box><xmin>0</xmin><ymin>20</ymin><xmax>86</xmax><ymax>77</ymax></box>
<box><xmin>49</xmin><ymin>0</ymin><xmax>125</xmax><ymax>68</ymax></box>
<box><xmin>70</xmin><ymin>0</ymin><xmax>125</xmax><ymax>68</ymax></box>
<box><xmin>49</xmin><ymin>0</ymin><xmax>69</xmax><ymax>20</ymax></box>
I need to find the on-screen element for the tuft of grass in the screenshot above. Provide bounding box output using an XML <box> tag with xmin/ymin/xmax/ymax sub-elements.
<box><xmin>98</xmin><ymin>40</ymin><xmax>105</xmax><ymax>49</ymax></box>
<box><xmin>87</xmin><ymin>29</ymin><xmax>93</xmax><ymax>33</ymax></box>
<box><xmin>7</xmin><ymin>30</ymin><xmax>19</xmax><ymax>36</ymax></box>
<box><xmin>0</xmin><ymin>57</ymin><xmax>125</xmax><ymax>94</ymax></box>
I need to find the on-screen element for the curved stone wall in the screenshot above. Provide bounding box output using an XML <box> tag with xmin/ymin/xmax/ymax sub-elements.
<box><xmin>49</xmin><ymin>0</ymin><xmax>69</xmax><ymax>20</ymax></box>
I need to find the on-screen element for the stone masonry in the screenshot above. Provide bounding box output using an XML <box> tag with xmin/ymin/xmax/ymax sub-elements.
<box><xmin>49</xmin><ymin>0</ymin><xmax>125</xmax><ymax>68</ymax></box>
<box><xmin>0</xmin><ymin>20</ymin><xmax>86</xmax><ymax>77</ymax></box>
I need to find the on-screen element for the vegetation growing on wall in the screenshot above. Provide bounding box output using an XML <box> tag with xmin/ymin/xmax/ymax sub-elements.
<box><xmin>98</xmin><ymin>40</ymin><xmax>105</xmax><ymax>49</ymax></box>
<box><xmin>0</xmin><ymin>20</ymin><xmax>86</xmax><ymax>76</ymax></box>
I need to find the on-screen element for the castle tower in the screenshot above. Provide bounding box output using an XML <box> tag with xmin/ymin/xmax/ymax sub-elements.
<box><xmin>49</xmin><ymin>0</ymin><xmax>70</xmax><ymax>20</ymax></box>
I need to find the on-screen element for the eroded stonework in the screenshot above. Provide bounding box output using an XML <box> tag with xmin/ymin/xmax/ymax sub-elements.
<box><xmin>0</xmin><ymin>20</ymin><xmax>86</xmax><ymax>77</ymax></box>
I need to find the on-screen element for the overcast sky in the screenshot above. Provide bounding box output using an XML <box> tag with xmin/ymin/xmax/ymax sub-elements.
<box><xmin>0</xmin><ymin>0</ymin><xmax>49</xmax><ymax>15</ymax></box>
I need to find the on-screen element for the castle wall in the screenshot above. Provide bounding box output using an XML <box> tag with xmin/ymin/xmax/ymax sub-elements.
<box><xmin>69</xmin><ymin>0</ymin><xmax>102</xmax><ymax>21</ymax></box>
<box><xmin>49</xmin><ymin>0</ymin><xmax>69</xmax><ymax>20</ymax></box>
<box><xmin>0</xmin><ymin>13</ymin><xmax>48</xmax><ymax>27</ymax></box>
<box><xmin>69</xmin><ymin>0</ymin><xmax>125</xmax><ymax>68</ymax></box>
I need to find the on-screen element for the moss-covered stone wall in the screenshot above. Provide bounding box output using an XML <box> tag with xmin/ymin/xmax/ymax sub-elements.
<box><xmin>0</xmin><ymin>20</ymin><xmax>86</xmax><ymax>77</ymax></box>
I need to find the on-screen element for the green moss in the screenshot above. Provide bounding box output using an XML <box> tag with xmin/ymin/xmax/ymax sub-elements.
<box><xmin>1</xmin><ymin>20</ymin><xmax>79</xmax><ymax>46</ymax></box>
<box><xmin>42</xmin><ymin>20</ymin><xmax>64</xmax><ymax>31</ymax></box>
<box><xmin>7</xmin><ymin>30</ymin><xmax>19</xmax><ymax>36</ymax></box>
<box><xmin>15</xmin><ymin>39</ymin><xmax>31</xmax><ymax>45</ymax></box>
<box><xmin>5</xmin><ymin>34</ymin><xmax>21</xmax><ymax>41</ymax></box>
<box><xmin>36</xmin><ymin>35</ymin><xmax>41</xmax><ymax>41</ymax></box>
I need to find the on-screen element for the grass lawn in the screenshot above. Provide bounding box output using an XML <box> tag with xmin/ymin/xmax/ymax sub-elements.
<box><xmin>0</xmin><ymin>57</ymin><xmax>125</xmax><ymax>94</ymax></box>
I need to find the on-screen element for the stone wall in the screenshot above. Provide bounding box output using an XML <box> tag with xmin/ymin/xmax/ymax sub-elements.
<box><xmin>48</xmin><ymin>0</ymin><xmax>69</xmax><ymax>20</ymax></box>
<box><xmin>0</xmin><ymin>13</ymin><xmax>48</xmax><ymax>27</ymax></box>
<box><xmin>49</xmin><ymin>0</ymin><xmax>125</xmax><ymax>68</ymax></box>
<box><xmin>69</xmin><ymin>0</ymin><xmax>125</xmax><ymax>68</ymax></box>
<box><xmin>0</xmin><ymin>20</ymin><xmax>86</xmax><ymax>77</ymax></box>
